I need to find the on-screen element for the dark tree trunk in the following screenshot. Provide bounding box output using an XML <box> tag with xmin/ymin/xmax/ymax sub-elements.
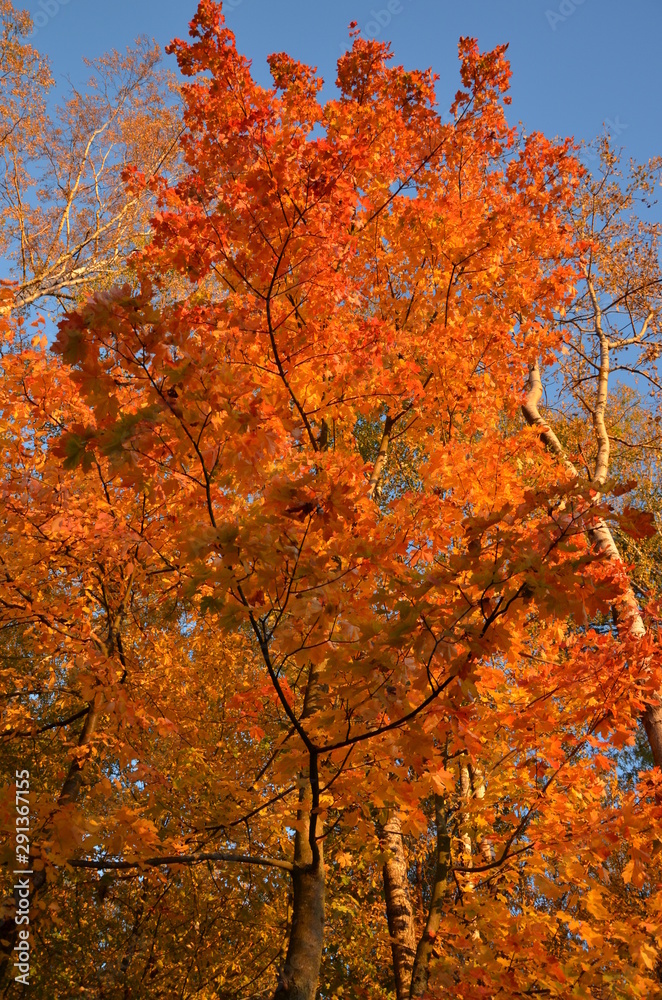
<box><xmin>274</xmin><ymin>666</ymin><xmax>325</xmax><ymax>1000</ymax></box>
<box><xmin>409</xmin><ymin>796</ymin><xmax>450</xmax><ymax>998</ymax></box>
<box><xmin>275</xmin><ymin>855</ymin><xmax>325</xmax><ymax>1000</ymax></box>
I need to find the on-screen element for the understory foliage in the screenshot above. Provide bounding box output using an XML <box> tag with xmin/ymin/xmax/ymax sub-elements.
<box><xmin>1</xmin><ymin>3</ymin><xmax>662</xmax><ymax>998</ymax></box>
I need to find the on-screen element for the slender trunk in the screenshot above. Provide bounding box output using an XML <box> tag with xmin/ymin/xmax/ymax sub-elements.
<box><xmin>274</xmin><ymin>666</ymin><xmax>325</xmax><ymax>1000</ymax></box>
<box><xmin>122</xmin><ymin>894</ymin><xmax>146</xmax><ymax>998</ymax></box>
<box><xmin>368</xmin><ymin>415</ymin><xmax>394</xmax><ymax>500</ymax></box>
<box><xmin>522</xmin><ymin>363</ymin><xmax>631</xmax><ymax>569</ymax></box>
<box><xmin>380</xmin><ymin>812</ymin><xmax>417</xmax><ymax>1000</ymax></box>
<box><xmin>459</xmin><ymin>763</ymin><xmax>472</xmax><ymax>864</ymax></box>
<box><xmin>409</xmin><ymin>796</ymin><xmax>450</xmax><ymax>998</ymax></box>
<box><xmin>470</xmin><ymin>765</ymin><xmax>493</xmax><ymax>863</ymax></box>
<box><xmin>368</xmin><ymin>412</ymin><xmax>418</xmax><ymax>997</ymax></box>
<box><xmin>58</xmin><ymin>703</ymin><xmax>99</xmax><ymax>805</ymax></box>
<box><xmin>522</xmin><ymin>362</ymin><xmax>661</xmax><ymax>763</ymax></box>
<box><xmin>586</xmin><ymin>276</ymin><xmax>611</xmax><ymax>490</ymax></box>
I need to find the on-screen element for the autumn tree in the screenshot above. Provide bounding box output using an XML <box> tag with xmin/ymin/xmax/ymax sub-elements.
<box><xmin>0</xmin><ymin>0</ymin><xmax>181</xmax><ymax>317</ymax></box>
<box><xmin>2</xmin><ymin>4</ymin><xmax>662</xmax><ymax>999</ymax></box>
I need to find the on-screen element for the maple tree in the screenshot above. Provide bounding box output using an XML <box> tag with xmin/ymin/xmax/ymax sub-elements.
<box><xmin>2</xmin><ymin>3</ymin><xmax>662</xmax><ymax>998</ymax></box>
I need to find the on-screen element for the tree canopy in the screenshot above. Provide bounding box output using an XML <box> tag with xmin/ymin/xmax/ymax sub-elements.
<box><xmin>1</xmin><ymin>3</ymin><xmax>662</xmax><ymax>998</ymax></box>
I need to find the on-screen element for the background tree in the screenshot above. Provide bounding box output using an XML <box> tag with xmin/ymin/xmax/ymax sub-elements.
<box><xmin>0</xmin><ymin>0</ymin><xmax>181</xmax><ymax>317</ymax></box>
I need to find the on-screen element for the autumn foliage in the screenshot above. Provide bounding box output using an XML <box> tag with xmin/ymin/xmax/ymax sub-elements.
<box><xmin>2</xmin><ymin>2</ymin><xmax>662</xmax><ymax>998</ymax></box>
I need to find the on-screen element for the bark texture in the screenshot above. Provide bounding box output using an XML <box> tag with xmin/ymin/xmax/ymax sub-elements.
<box><xmin>275</xmin><ymin>824</ymin><xmax>325</xmax><ymax>1000</ymax></box>
<box><xmin>471</xmin><ymin>765</ymin><xmax>494</xmax><ymax>863</ymax></box>
<box><xmin>368</xmin><ymin>418</ymin><xmax>419</xmax><ymax>999</ymax></box>
<box><xmin>522</xmin><ymin>362</ymin><xmax>661</xmax><ymax>764</ymax></box>
<box><xmin>380</xmin><ymin>812</ymin><xmax>417</xmax><ymax>1000</ymax></box>
<box><xmin>274</xmin><ymin>666</ymin><xmax>325</xmax><ymax>1000</ymax></box>
<box><xmin>409</xmin><ymin>796</ymin><xmax>450</xmax><ymax>998</ymax></box>
<box><xmin>368</xmin><ymin>415</ymin><xmax>394</xmax><ymax>500</ymax></box>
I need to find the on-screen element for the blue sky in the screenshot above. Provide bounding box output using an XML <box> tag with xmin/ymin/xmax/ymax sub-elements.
<box><xmin>26</xmin><ymin>0</ymin><xmax>661</xmax><ymax>169</ymax></box>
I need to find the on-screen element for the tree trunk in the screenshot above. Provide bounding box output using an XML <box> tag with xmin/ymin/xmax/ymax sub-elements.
<box><xmin>368</xmin><ymin>415</ymin><xmax>418</xmax><ymax>997</ymax></box>
<box><xmin>409</xmin><ymin>795</ymin><xmax>450</xmax><ymax>998</ymax></box>
<box><xmin>643</xmin><ymin>704</ymin><xmax>662</xmax><ymax>766</ymax></box>
<box><xmin>380</xmin><ymin>812</ymin><xmax>417</xmax><ymax>1000</ymax></box>
<box><xmin>471</xmin><ymin>765</ymin><xmax>493</xmax><ymax>863</ymax></box>
<box><xmin>274</xmin><ymin>666</ymin><xmax>325</xmax><ymax>1000</ymax></box>
<box><xmin>275</xmin><ymin>853</ymin><xmax>325</xmax><ymax>1000</ymax></box>
<box><xmin>522</xmin><ymin>361</ymin><xmax>662</xmax><ymax>765</ymax></box>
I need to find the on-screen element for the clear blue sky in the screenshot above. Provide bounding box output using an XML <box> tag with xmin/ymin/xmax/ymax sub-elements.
<box><xmin>27</xmin><ymin>0</ymin><xmax>661</xmax><ymax>167</ymax></box>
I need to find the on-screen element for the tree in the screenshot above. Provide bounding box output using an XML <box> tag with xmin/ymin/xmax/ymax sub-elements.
<box><xmin>0</xmin><ymin>1</ymin><xmax>181</xmax><ymax>316</ymax></box>
<box><xmin>2</xmin><ymin>4</ymin><xmax>662</xmax><ymax>998</ymax></box>
<box><xmin>522</xmin><ymin>139</ymin><xmax>662</xmax><ymax>760</ymax></box>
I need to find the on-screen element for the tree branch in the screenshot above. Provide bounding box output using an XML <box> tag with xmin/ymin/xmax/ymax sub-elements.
<box><xmin>68</xmin><ymin>851</ymin><xmax>294</xmax><ymax>873</ymax></box>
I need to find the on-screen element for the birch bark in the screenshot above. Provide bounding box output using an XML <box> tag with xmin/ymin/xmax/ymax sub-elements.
<box><xmin>521</xmin><ymin>361</ymin><xmax>662</xmax><ymax>764</ymax></box>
